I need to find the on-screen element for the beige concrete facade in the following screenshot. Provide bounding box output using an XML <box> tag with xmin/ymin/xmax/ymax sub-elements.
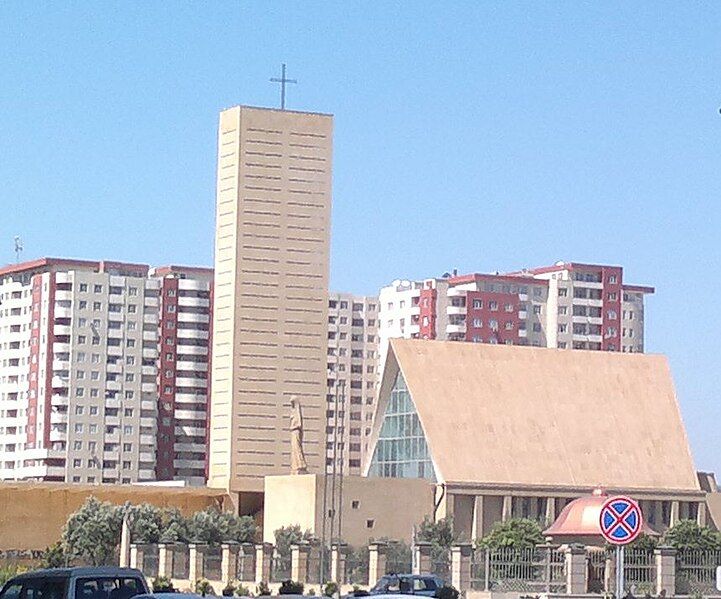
<box><xmin>0</xmin><ymin>481</ymin><xmax>230</xmax><ymax>551</ymax></box>
<box><xmin>209</xmin><ymin>106</ymin><xmax>333</xmax><ymax>493</ymax></box>
<box><xmin>263</xmin><ymin>474</ymin><xmax>434</xmax><ymax>548</ymax></box>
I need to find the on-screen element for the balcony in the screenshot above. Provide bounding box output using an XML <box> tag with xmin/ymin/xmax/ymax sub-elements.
<box><xmin>141</xmin><ymin>400</ymin><xmax>157</xmax><ymax>411</ymax></box>
<box><xmin>173</xmin><ymin>458</ymin><xmax>205</xmax><ymax>469</ymax></box>
<box><xmin>141</xmin><ymin>365</ymin><xmax>157</xmax><ymax>376</ymax></box>
<box><xmin>53</xmin><ymin>341</ymin><xmax>71</xmax><ymax>354</ymax></box>
<box><xmin>106</xmin><ymin>362</ymin><xmax>123</xmax><ymax>374</ymax></box>
<box><xmin>51</xmin><ymin>375</ymin><xmax>69</xmax><ymax>389</ymax></box>
<box><xmin>178</xmin><ymin>295</ymin><xmax>210</xmax><ymax>308</ymax></box>
<box><xmin>177</xmin><ymin>311</ymin><xmax>210</xmax><ymax>323</ymax></box>
<box><xmin>139</xmin><ymin>434</ymin><xmax>155</xmax><ymax>445</ymax></box>
<box><xmin>50</xmin><ymin>412</ymin><xmax>68</xmax><ymax>425</ymax></box>
<box><xmin>52</xmin><ymin>359</ymin><xmax>70</xmax><ymax>371</ymax></box>
<box><xmin>174</xmin><ymin>442</ymin><xmax>207</xmax><ymax>453</ymax></box>
<box><xmin>142</xmin><ymin>331</ymin><xmax>156</xmax><ymax>342</ymax></box>
<box><xmin>174</xmin><ymin>409</ymin><xmax>207</xmax><ymax>421</ymax></box>
<box><xmin>174</xmin><ymin>425</ymin><xmax>206</xmax><ymax>437</ymax></box>
<box><xmin>144</xmin><ymin>297</ymin><xmax>159</xmax><ymax>308</ymax></box>
<box><xmin>141</xmin><ymin>382</ymin><xmax>156</xmax><ymax>393</ymax></box>
<box><xmin>446</xmin><ymin>323</ymin><xmax>467</xmax><ymax>335</ymax></box>
<box><xmin>105</xmin><ymin>380</ymin><xmax>122</xmax><ymax>391</ymax></box>
<box><xmin>54</xmin><ymin>305</ymin><xmax>72</xmax><ymax>318</ymax></box>
<box><xmin>446</xmin><ymin>305</ymin><xmax>467</xmax><ymax>316</ymax></box>
<box><xmin>175</xmin><ymin>377</ymin><xmax>207</xmax><ymax>388</ymax></box>
<box><xmin>49</xmin><ymin>429</ymin><xmax>67</xmax><ymax>443</ymax></box>
<box><xmin>178</xmin><ymin>329</ymin><xmax>209</xmax><ymax>340</ymax></box>
<box><xmin>142</xmin><ymin>348</ymin><xmax>159</xmax><ymax>359</ymax></box>
<box><xmin>54</xmin><ymin>324</ymin><xmax>72</xmax><ymax>336</ymax></box>
<box><xmin>518</xmin><ymin>329</ymin><xmax>528</xmax><ymax>338</ymax></box>
<box><xmin>176</xmin><ymin>361</ymin><xmax>208</xmax><ymax>372</ymax></box>
<box><xmin>51</xmin><ymin>394</ymin><xmax>69</xmax><ymax>407</ymax></box>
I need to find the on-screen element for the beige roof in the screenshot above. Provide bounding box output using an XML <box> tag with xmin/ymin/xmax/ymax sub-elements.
<box><xmin>375</xmin><ymin>339</ymin><xmax>699</xmax><ymax>492</ymax></box>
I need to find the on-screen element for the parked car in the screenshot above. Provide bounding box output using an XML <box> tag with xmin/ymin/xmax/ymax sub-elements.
<box><xmin>134</xmin><ymin>595</ymin><xmax>206</xmax><ymax>599</ymax></box>
<box><xmin>368</xmin><ymin>574</ymin><xmax>446</xmax><ymax>596</ymax></box>
<box><xmin>0</xmin><ymin>567</ymin><xmax>150</xmax><ymax>599</ymax></box>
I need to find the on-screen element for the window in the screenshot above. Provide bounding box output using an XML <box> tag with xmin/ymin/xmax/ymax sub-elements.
<box><xmin>129</xmin><ymin>287</ymin><xmax>138</xmax><ymax>296</ymax></box>
<box><xmin>93</xmin><ymin>301</ymin><xmax>102</xmax><ymax>311</ymax></box>
<box><xmin>472</xmin><ymin>318</ymin><xmax>482</xmax><ymax>328</ymax></box>
<box><xmin>489</xmin><ymin>301</ymin><xmax>498</xmax><ymax>311</ymax></box>
<box><xmin>78</xmin><ymin>317</ymin><xmax>87</xmax><ymax>327</ymax></box>
<box><xmin>504</xmin><ymin>303</ymin><xmax>514</xmax><ymax>312</ymax></box>
<box><xmin>75</xmin><ymin>406</ymin><xmax>84</xmax><ymax>415</ymax></box>
<box><xmin>77</xmin><ymin>335</ymin><xmax>87</xmax><ymax>344</ymax></box>
<box><xmin>73</xmin><ymin>458</ymin><xmax>82</xmax><ymax>467</ymax></box>
<box><xmin>607</xmin><ymin>310</ymin><xmax>617</xmax><ymax>320</ymax></box>
<box><xmin>74</xmin><ymin>440</ymin><xmax>82</xmax><ymax>450</ymax></box>
<box><xmin>89</xmin><ymin>406</ymin><xmax>98</xmax><ymax>415</ymax></box>
<box><xmin>609</xmin><ymin>275</ymin><xmax>617</xmax><ymax>284</ymax></box>
<box><xmin>558</xmin><ymin>324</ymin><xmax>567</xmax><ymax>333</ymax></box>
<box><xmin>532</xmin><ymin>323</ymin><xmax>542</xmax><ymax>332</ymax></box>
<box><xmin>488</xmin><ymin>319</ymin><xmax>498</xmax><ymax>331</ymax></box>
<box><xmin>79</xmin><ymin>300</ymin><xmax>87</xmax><ymax>309</ymax></box>
<box><xmin>74</xmin><ymin>423</ymin><xmax>84</xmax><ymax>433</ymax></box>
<box><xmin>533</xmin><ymin>305</ymin><xmax>541</xmax><ymax>314</ymax></box>
<box><xmin>126</xmin><ymin>339</ymin><xmax>136</xmax><ymax>348</ymax></box>
<box><xmin>472</xmin><ymin>299</ymin><xmax>482</xmax><ymax>309</ymax></box>
<box><xmin>90</xmin><ymin>389</ymin><xmax>99</xmax><ymax>398</ymax></box>
<box><xmin>558</xmin><ymin>306</ymin><xmax>567</xmax><ymax>315</ymax></box>
<box><xmin>75</xmin><ymin>388</ymin><xmax>85</xmax><ymax>397</ymax></box>
<box><xmin>128</xmin><ymin>304</ymin><xmax>137</xmax><ymax>313</ymax></box>
<box><xmin>366</xmin><ymin>519</ymin><xmax>375</xmax><ymax>529</ymax></box>
<box><xmin>94</xmin><ymin>284</ymin><xmax>103</xmax><ymax>293</ymax></box>
<box><xmin>608</xmin><ymin>292</ymin><xmax>618</xmax><ymax>301</ymax></box>
<box><xmin>558</xmin><ymin>288</ymin><xmax>568</xmax><ymax>297</ymax></box>
<box><xmin>504</xmin><ymin>321</ymin><xmax>513</xmax><ymax>330</ymax></box>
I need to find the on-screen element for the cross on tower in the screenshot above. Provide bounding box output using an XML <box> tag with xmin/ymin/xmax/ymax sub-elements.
<box><xmin>270</xmin><ymin>63</ymin><xmax>297</xmax><ymax>110</ymax></box>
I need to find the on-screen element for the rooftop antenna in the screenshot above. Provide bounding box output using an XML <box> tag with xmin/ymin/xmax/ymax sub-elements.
<box><xmin>270</xmin><ymin>63</ymin><xmax>297</xmax><ymax>110</ymax></box>
<box><xmin>13</xmin><ymin>236</ymin><xmax>23</xmax><ymax>263</ymax></box>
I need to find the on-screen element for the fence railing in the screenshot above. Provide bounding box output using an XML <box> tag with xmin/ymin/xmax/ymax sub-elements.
<box><xmin>142</xmin><ymin>545</ymin><xmax>159</xmax><ymax>578</ymax></box>
<box><xmin>204</xmin><ymin>547</ymin><xmax>222</xmax><ymax>582</ymax></box>
<box><xmin>171</xmin><ymin>545</ymin><xmax>189</xmax><ymax>580</ymax></box>
<box><xmin>345</xmin><ymin>548</ymin><xmax>369</xmax><ymax>585</ymax></box>
<box><xmin>676</xmin><ymin>550</ymin><xmax>721</xmax><ymax>595</ymax></box>
<box><xmin>271</xmin><ymin>552</ymin><xmax>291</xmax><ymax>582</ymax></box>
<box><xmin>470</xmin><ymin>546</ymin><xmax>566</xmax><ymax>593</ymax></box>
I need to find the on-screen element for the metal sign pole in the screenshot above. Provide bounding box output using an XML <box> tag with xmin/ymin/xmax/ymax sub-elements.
<box><xmin>616</xmin><ymin>545</ymin><xmax>624</xmax><ymax>599</ymax></box>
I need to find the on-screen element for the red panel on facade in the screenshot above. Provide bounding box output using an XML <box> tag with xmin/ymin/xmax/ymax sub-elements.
<box><xmin>419</xmin><ymin>288</ymin><xmax>437</xmax><ymax>339</ymax></box>
<box><xmin>464</xmin><ymin>290</ymin><xmax>521</xmax><ymax>345</ymax></box>
<box><xmin>43</xmin><ymin>272</ymin><xmax>56</xmax><ymax>447</ymax></box>
<box><xmin>26</xmin><ymin>276</ymin><xmax>42</xmax><ymax>448</ymax></box>
<box><xmin>601</xmin><ymin>266</ymin><xmax>623</xmax><ymax>351</ymax></box>
<box><xmin>155</xmin><ymin>277</ymin><xmax>178</xmax><ymax>480</ymax></box>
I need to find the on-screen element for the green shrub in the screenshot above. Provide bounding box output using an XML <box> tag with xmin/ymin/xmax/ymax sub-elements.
<box><xmin>323</xmin><ymin>581</ymin><xmax>339</xmax><ymax>597</ymax></box>
<box><xmin>235</xmin><ymin>584</ymin><xmax>251</xmax><ymax>597</ymax></box>
<box><xmin>222</xmin><ymin>581</ymin><xmax>236</xmax><ymax>597</ymax></box>
<box><xmin>256</xmin><ymin>581</ymin><xmax>271</xmax><ymax>596</ymax></box>
<box><xmin>152</xmin><ymin>576</ymin><xmax>175</xmax><ymax>592</ymax></box>
<box><xmin>195</xmin><ymin>578</ymin><xmax>214</xmax><ymax>596</ymax></box>
<box><xmin>435</xmin><ymin>585</ymin><xmax>459</xmax><ymax>599</ymax></box>
<box><xmin>279</xmin><ymin>580</ymin><xmax>305</xmax><ymax>595</ymax></box>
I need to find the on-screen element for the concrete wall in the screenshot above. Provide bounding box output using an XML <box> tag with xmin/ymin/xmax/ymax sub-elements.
<box><xmin>0</xmin><ymin>482</ymin><xmax>231</xmax><ymax>551</ymax></box>
<box><xmin>263</xmin><ymin>474</ymin><xmax>434</xmax><ymax>548</ymax></box>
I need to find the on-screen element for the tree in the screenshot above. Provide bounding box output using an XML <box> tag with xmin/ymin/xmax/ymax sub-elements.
<box><xmin>416</xmin><ymin>517</ymin><xmax>455</xmax><ymax>548</ymax></box>
<box><xmin>274</xmin><ymin>525</ymin><xmax>313</xmax><ymax>557</ymax></box>
<box><xmin>187</xmin><ymin>508</ymin><xmax>257</xmax><ymax>544</ymax></box>
<box><xmin>62</xmin><ymin>497</ymin><xmax>124</xmax><ymax>566</ymax></box>
<box><xmin>124</xmin><ymin>503</ymin><xmax>165</xmax><ymax>544</ymax></box>
<box><xmin>662</xmin><ymin>520</ymin><xmax>721</xmax><ymax>552</ymax></box>
<box><xmin>477</xmin><ymin>518</ymin><xmax>544</xmax><ymax>549</ymax></box>
<box><xmin>40</xmin><ymin>541</ymin><xmax>67</xmax><ymax>568</ymax></box>
<box><xmin>159</xmin><ymin>507</ymin><xmax>192</xmax><ymax>543</ymax></box>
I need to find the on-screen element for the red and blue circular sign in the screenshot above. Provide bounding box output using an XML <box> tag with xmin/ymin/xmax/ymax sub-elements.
<box><xmin>599</xmin><ymin>496</ymin><xmax>643</xmax><ymax>545</ymax></box>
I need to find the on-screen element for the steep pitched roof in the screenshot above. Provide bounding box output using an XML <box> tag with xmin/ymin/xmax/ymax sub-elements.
<box><xmin>373</xmin><ymin>339</ymin><xmax>699</xmax><ymax>492</ymax></box>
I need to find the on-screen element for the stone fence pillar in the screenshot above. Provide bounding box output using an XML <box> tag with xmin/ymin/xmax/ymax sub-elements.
<box><xmin>129</xmin><ymin>544</ymin><xmax>145</xmax><ymax>572</ymax></box>
<box><xmin>237</xmin><ymin>543</ymin><xmax>256</xmax><ymax>583</ymax></box>
<box><xmin>292</xmin><ymin>543</ymin><xmax>311</xmax><ymax>583</ymax></box>
<box><xmin>157</xmin><ymin>543</ymin><xmax>175</xmax><ymax>578</ymax></box>
<box><xmin>450</xmin><ymin>544</ymin><xmax>473</xmax><ymax>592</ymax></box>
<box><xmin>331</xmin><ymin>543</ymin><xmax>348</xmax><ymax>585</ymax></box>
<box><xmin>255</xmin><ymin>543</ymin><xmax>274</xmax><ymax>583</ymax></box>
<box><xmin>222</xmin><ymin>543</ymin><xmax>241</xmax><ymax>585</ymax></box>
<box><xmin>564</xmin><ymin>544</ymin><xmax>587</xmax><ymax>594</ymax></box>
<box><xmin>189</xmin><ymin>543</ymin><xmax>208</xmax><ymax>582</ymax></box>
<box><xmin>413</xmin><ymin>542</ymin><xmax>432</xmax><ymax>575</ymax></box>
<box><xmin>655</xmin><ymin>546</ymin><xmax>676</xmax><ymax>596</ymax></box>
<box><xmin>368</xmin><ymin>542</ymin><xmax>388</xmax><ymax>587</ymax></box>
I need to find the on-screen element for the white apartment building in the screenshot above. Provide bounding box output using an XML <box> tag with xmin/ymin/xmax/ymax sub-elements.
<box><xmin>0</xmin><ymin>259</ymin><xmax>213</xmax><ymax>486</ymax></box>
<box><xmin>0</xmin><ymin>259</ymin><xmax>159</xmax><ymax>483</ymax></box>
<box><xmin>151</xmin><ymin>266</ymin><xmax>213</xmax><ymax>486</ymax></box>
<box><xmin>378</xmin><ymin>262</ymin><xmax>653</xmax><ymax>373</ymax></box>
<box><xmin>326</xmin><ymin>293</ymin><xmax>379</xmax><ymax>475</ymax></box>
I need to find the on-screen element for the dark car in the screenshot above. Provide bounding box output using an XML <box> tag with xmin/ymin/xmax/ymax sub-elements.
<box><xmin>368</xmin><ymin>574</ymin><xmax>446</xmax><ymax>597</ymax></box>
<box><xmin>0</xmin><ymin>567</ymin><xmax>150</xmax><ymax>599</ymax></box>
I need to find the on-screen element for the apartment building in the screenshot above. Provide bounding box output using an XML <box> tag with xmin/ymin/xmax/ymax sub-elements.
<box><xmin>151</xmin><ymin>266</ymin><xmax>213</xmax><ymax>486</ymax></box>
<box><xmin>0</xmin><ymin>259</ymin><xmax>214</xmax><ymax>486</ymax></box>
<box><xmin>326</xmin><ymin>293</ymin><xmax>379</xmax><ymax>476</ymax></box>
<box><xmin>378</xmin><ymin>262</ymin><xmax>653</xmax><ymax>370</ymax></box>
<box><xmin>0</xmin><ymin>258</ymin><xmax>159</xmax><ymax>483</ymax></box>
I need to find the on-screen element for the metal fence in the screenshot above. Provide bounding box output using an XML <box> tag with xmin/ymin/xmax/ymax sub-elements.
<box><xmin>235</xmin><ymin>548</ymin><xmax>256</xmax><ymax>582</ymax></box>
<box><xmin>345</xmin><ymin>548</ymin><xmax>369</xmax><ymax>586</ymax></box>
<box><xmin>171</xmin><ymin>545</ymin><xmax>189</xmax><ymax>580</ymax></box>
<box><xmin>430</xmin><ymin>548</ymin><xmax>450</xmax><ymax>581</ymax></box>
<box><xmin>470</xmin><ymin>546</ymin><xmax>566</xmax><ymax>593</ymax></box>
<box><xmin>271</xmin><ymin>552</ymin><xmax>291</xmax><ymax>582</ymax></box>
<box><xmin>143</xmin><ymin>545</ymin><xmax>159</xmax><ymax>578</ymax></box>
<box><xmin>676</xmin><ymin>550</ymin><xmax>721</xmax><ymax>595</ymax></box>
<box><xmin>623</xmin><ymin>548</ymin><xmax>656</xmax><ymax>595</ymax></box>
<box><xmin>204</xmin><ymin>547</ymin><xmax>222</xmax><ymax>581</ymax></box>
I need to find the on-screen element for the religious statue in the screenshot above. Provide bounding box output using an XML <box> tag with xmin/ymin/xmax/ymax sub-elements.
<box><xmin>289</xmin><ymin>396</ymin><xmax>308</xmax><ymax>474</ymax></box>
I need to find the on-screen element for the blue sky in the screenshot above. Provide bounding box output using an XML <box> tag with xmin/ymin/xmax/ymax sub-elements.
<box><xmin>1</xmin><ymin>2</ymin><xmax>719</xmax><ymax>476</ymax></box>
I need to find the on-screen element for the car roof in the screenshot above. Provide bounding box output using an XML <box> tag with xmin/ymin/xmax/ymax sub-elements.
<box><xmin>10</xmin><ymin>568</ymin><xmax>145</xmax><ymax>580</ymax></box>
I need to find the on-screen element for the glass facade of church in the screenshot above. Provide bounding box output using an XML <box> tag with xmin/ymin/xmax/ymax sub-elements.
<box><xmin>368</xmin><ymin>371</ymin><xmax>436</xmax><ymax>481</ymax></box>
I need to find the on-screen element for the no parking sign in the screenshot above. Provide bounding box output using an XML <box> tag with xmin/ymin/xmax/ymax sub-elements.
<box><xmin>599</xmin><ymin>495</ymin><xmax>643</xmax><ymax>545</ymax></box>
